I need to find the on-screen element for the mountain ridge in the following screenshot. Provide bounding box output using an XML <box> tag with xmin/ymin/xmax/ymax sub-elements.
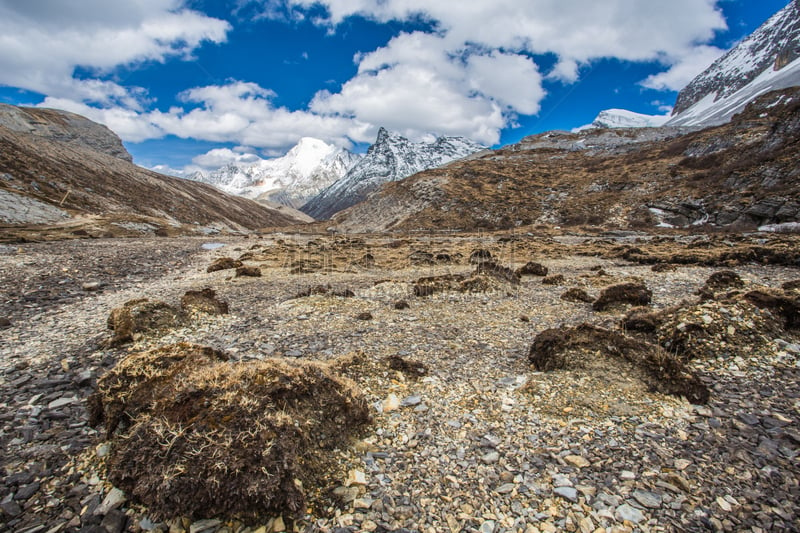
<box><xmin>0</xmin><ymin>105</ymin><xmax>305</xmax><ymax>240</ymax></box>
<box><xmin>329</xmin><ymin>87</ymin><xmax>800</xmax><ymax>233</ymax></box>
<box><xmin>301</xmin><ymin>128</ymin><xmax>486</xmax><ymax>220</ymax></box>
<box><xmin>188</xmin><ymin>137</ymin><xmax>362</xmax><ymax>209</ymax></box>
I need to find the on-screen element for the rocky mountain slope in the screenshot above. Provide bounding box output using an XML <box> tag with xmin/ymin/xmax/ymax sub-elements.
<box><xmin>0</xmin><ymin>104</ymin><xmax>132</xmax><ymax>162</ymax></box>
<box><xmin>188</xmin><ymin>137</ymin><xmax>361</xmax><ymax>208</ymax></box>
<box><xmin>583</xmin><ymin>1</ymin><xmax>799</xmax><ymax>130</ymax></box>
<box><xmin>665</xmin><ymin>0</ymin><xmax>800</xmax><ymax>127</ymax></box>
<box><xmin>301</xmin><ymin>128</ymin><xmax>486</xmax><ymax>220</ymax></box>
<box><xmin>330</xmin><ymin>87</ymin><xmax>800</xmax><ymax>233</ymax></box>
<box><xmin>0</xmin><ymin>106</ymin><xmax>306</xmax><ymax>240</ymax></box>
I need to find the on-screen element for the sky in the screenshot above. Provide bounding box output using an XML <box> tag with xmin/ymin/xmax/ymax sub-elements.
<box><xmin>0</xmin><ymin>0</ymin><xmax>790</xmax><ymax>174</ymax></box>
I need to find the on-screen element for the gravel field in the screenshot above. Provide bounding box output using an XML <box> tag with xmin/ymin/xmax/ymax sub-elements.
<box><xmin>1</xmin><ymin>233</ymin><xmax>798</xmax><ymax>533</ymax></box>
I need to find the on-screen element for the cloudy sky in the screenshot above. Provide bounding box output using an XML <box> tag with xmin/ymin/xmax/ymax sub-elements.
<box><xmin>0</xmin><ymin>0</ymin><xmax>788</xmax><ymax>172</ymax></box>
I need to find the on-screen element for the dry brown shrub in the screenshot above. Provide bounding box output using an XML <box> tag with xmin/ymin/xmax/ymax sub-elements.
<box><xmin>88</xmin><ymin>343</ymin><xmax>371</xmax><ymax>521</ymax></box>
<box><xmin>593</xmin><ymin>281</ymin><xmax>652</xmax><ymax>311</ymax></box>
<box><xmin>528</xmin><ymin>324</ymin><xmax>708</xmax><ymax>404</ymax></box>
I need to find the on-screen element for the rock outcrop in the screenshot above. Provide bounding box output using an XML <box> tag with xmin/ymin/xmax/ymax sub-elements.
<box><xmin>0</xmin><ymin>104</ymin><xmax>132</xmax><ymax>162</ymax></box>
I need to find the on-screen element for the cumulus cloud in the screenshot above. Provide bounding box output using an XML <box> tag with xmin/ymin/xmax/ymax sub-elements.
<box><xmin>0</xmin><ymin>0</ymin><xmax>230</xmax><ymax>105</ymax></box>
<box><xmin>641</xmin><ymin>45</ymin><xmax>726</xmax><ymax>91</ymax></box>
<box><xmin>279</xmin><ymin>0</ymin><xmax>727</xmax><ymax>143</ymax></box>
<box><xmin>283</xmin><ymin>0</ymin><xmax>726</xmax><ymax>64</ymax></box>
<box><xmin>309</xmin><ymin>32</ymin><xmax>530</xmax><ymax>144</ymax></box>
<box><xmin>43</xmin><ymin>80</ymin><xmax>372</xmax><ymax>153</ymax></box>
<box><xmin>14</xmin><ymin>0</ymin><xmax>734</xmax><ymax>159</ymax></box>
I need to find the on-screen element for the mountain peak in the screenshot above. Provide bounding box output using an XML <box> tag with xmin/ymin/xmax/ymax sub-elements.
<box><xmin>189</xmin><ymin>138</ymin><xmax>361</xmax><ymax>208</ymax></box>
<box><xmin>667</xmin><ymin>0</ymin><xmax>800</xmax><ymax>126</ymax></box>
<box><xmin>375</xmin><ymin>127</ymin><xmax>391</xmax><ymax>143</ymax></box>
<box><xmin>301</xmin><ymin>130</ymin><xmax>485</xmax><ymax>220</ymax></box>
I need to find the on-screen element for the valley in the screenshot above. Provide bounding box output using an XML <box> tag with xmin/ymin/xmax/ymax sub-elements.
<box><xmin>1</xmin><ymin>231</ymin><xmax>798</xmax><ymax>532</ymax></box>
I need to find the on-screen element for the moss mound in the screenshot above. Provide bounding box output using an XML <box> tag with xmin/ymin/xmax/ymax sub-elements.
<box><xmin>529</xmin><ymin>324</ymin><xmax>709</xmax><ymax>404</ymax></box>
<box><xmin>88</xmin><ymin>343</ymin><xmax>371</xmax><ymax>521</ymax></box>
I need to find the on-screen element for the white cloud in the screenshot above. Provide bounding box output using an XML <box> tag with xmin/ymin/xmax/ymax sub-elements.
<box><xmin>284</xmin><ymin>0</ymin><xmax>726</xmax><ymax>64</ymax></box>
<box><xmin>641</xmin><ymin>45</ymin><xmax>726</xmax><ymax>91</ymax></box>
<box><xmin>192</xmin><ymin>146</ymin><xmax>262</xmax><ymax>168</ymax></box>
<box><xmin>43</xmin><ymin>81</ymin><xmax>373</xmax><ymax>153</ymax></box>
<box><xmin>17</xmin><ymin>0</ymin><xmax>734</xmax><ymax>161</ymax></box>
<box><xmin>0</xmin><ymin>0</ymin><xmax>230</xmax><ymax>105</ymax></box>
<box><xmin>308</xmin><ymin>32</ymin><xmax>542</xmax><ymax>144</ymax></box>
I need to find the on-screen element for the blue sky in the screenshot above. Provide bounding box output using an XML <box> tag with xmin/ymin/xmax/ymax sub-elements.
<box><xmin>0</xmin><ymin>0</ymin><xmax>790</xmax><ymax>173</ymax></box>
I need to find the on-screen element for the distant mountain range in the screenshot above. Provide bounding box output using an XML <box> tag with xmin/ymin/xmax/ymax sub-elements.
<box><xmin>190</xmin><ymin>128</ymin><xmax>485</xmax><ymax>221</ymax></box>
<box><xmin>301</xmin><ymin>128</ymin><xmax>486</xmax><ymax>220</ymax></box>
<box><xmin>187</xmin><ymin>138</ymin><xmax>362</xmax><ymax>209</ymax></box>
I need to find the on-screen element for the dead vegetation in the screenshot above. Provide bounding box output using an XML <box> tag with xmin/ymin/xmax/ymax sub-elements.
<box><xmin>528</xmin><ymin>324</ymin><xmax>709</xmax><ymax>404</ymax></box>
<box><xmin>88</xmin><ymin>343</ymin><xmax>371</xmax><ymax>521</ymax></box>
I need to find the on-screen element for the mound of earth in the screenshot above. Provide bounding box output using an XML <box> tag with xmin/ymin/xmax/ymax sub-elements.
<box><xmin>105</xmin><ymin>299</ymin><xmax>185</xmax><ymax>346</ymax></box>
<box><xmin>592</xmin><ymin>281</ymin><xmax>652</xmax><ymax>311</ymax></box>
<box><xmin>623</xmin><ymin>289</ymin><xmax>797</xmax><ymax>361</ymax></box>
<box><xmin>528</xmin><ymin>323</ymin><xmax>709</xmax><ymax>405</ymax></box>
<box><xmin>88</xmin><ymin>343</ymin><xmax>371</xmax><ymax>521</ymax></box>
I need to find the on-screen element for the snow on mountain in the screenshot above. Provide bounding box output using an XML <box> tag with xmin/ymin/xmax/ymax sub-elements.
<box><xmin>574</xmin><ymin>109</ymin><xmax>671</xmax><ymax>131</ymax></box>
<box><xmin>301</xmin><ymin>128</ymin><xmax>486</xmax><ymax>220</ymax></box>
<box><xmin>666</xmin><ymin>0</ymin><xmax>800</xmax><ymax>127</ymax></box>
<box><xmin>188</xmin><ymin>137</ymin><xmax>362</xmax><ymax>208</ymax></box>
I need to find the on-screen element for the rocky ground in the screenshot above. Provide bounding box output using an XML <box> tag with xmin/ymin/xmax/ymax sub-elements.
<box><xmin>0</xmin><ymin>231</ymin><xmax>798</xmax><ymax>533</ymax></box>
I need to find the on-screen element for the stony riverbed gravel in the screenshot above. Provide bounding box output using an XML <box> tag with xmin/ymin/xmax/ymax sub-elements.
<box><xmin>1</xmin><ymin>233</ymin><xmax>798</xmax><ymax>533</ymax></box>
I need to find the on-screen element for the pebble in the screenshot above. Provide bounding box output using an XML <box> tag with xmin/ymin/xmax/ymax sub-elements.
<box><xmin>481</xmin><ymin>451</ymin><xmax>500</xmax><ymax>464</ymax></box>
<box><xmin>615</xmin><ymin>504</ymin><xmax>645</xmax><ymax>524</ymax></box>
<box><xmin>564</xmin><ymin>455</ymin><xmax>590</xmax><ymax>468</ymax></box>
<box><xmin>553</xmin><ymin>487</ymin><xmax>578</xmax><ymax>502</ymax></box>
<box><xmin>632</xmin><ymin>490</ymin><xmax>662</xmax><ymax>508</ymax></box>
<box><xmin>190</xmin><ymin>519</ymin><xmax>222</xmax><ymax>533</ymax></box>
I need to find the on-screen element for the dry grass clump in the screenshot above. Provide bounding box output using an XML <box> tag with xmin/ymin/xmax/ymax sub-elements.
<box><xmin>528</xmin><ymin>324</ymin><xmax>709</xmax><ymax>404</ymax></box>
<box><xmin>88</xmin><ymin>343</ymin><xmax>371</xmax><ymax>521</ymax></box>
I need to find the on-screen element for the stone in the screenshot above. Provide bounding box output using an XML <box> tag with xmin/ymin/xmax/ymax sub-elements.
<box><xmin>0</xmin><ymin>498</ymin><xmax>22</xmax><ymax>517</ymax></box>
<box><xmin>189</xmin><ymin>519</ymin><xmax>222</xmax><ymax>533</ymax></box>
<box><xmin>615</xmin><ymin>504</ymin><xmax>645</xmax><ymax>524</ymax></box>
<box><xmin>495</xmin><ymin>483</ymin><xmax>516</xmax><ymax>494</ymax></box>
<box><xmin>47</xmin><ymin>396</ymin><xmax>76</xmax><ymax>409</ymax></box>
<box><xmin>94</xmin><ymin>487</ymin><xmax>126</xmax><ymax>515</ymax></box>
<box><xmin>717</xmin><ymin>496</ymin><xmax>732</xmax><ymax>512</ymax></box>
<box><xmin>14</xmin><ymin>482</ymin><xmax>40</xmax><ymax>501</ymax></box>
<box><xmin>554</xmin><ymin>486</ymin><xmax>578</xmax><ymax>502</ymax></box>
<box><xmin>101</xmin><ymin>508</ymin><xmax>129</xmax><ymax>533</ymax></box>
<box><xmin>346</xmin><ymin>469</ymin><xmax>367</xmax><ymax>487</ymax></box>
<box><xmin>82</xmin><ymin>281</ymin><xmax>104</xmax><ymax>291</ymax></box>
<box><xmin>479</xmin><ymin>520</ymin><xmax>496</xmax><ymax>533</ymax></box>
<box><xmin>270</xmin><ymin>515</ymin><xmax>286</xmax><ymax>532</ymax></box>
<box><xmin>401</xmin><ymin>395</ymin><xmax>422</xmax><ymax>407</ymax></box>
<box><xmin>632</xmin><ymin>490</ymin><xmax>662</xmax><ymax>508</ymax></box>
<box><xmin>564</xmin><ymin>455</ymin><xmax>590</xmax><ymax>468</ymax></box>
<box><xmin>382</xmin><ymin>393</ymin><xmax>401</xmax><ymax>412</ymax></box>
<box><xmin>481</xmin><ymin>451</ymin><xmax>500</xmax><ymax>464</ymax></box>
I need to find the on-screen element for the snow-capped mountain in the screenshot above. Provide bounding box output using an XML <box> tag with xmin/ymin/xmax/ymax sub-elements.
<box><xmin>575</xmin><ymin>109</ymin><xmax>670</xmax><ymax>131</ymax></box>
<box><xmin>189</xmin><ymin>138</ymin><xmax>361</xmax><ymax>208</ymax></box>
<box><xmin>666</xmin><ymin>0</ymin><xmax>800</xmax><ymax>127</ymax></box>
<box><xmin>301</xmin><ymin>128</ymin><xmax>486</xmax><ymax>220</ymax></box>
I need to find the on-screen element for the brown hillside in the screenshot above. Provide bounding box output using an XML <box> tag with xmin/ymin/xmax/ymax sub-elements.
<box><xmin>0</xmin><ymin>111</ymin><xmax>304</xmax><ymax>240</ymax></box>
<box><xmin>333</xmin><ymin>87</ymin><xmax>800</xmax><ymax>233</ymax></box>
